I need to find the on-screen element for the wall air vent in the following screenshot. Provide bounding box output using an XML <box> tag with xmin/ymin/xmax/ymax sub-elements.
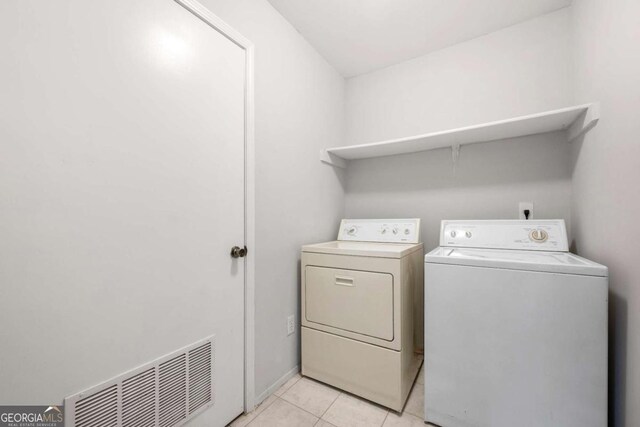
<box><xmin>65</xmin><ymin>336</ymin><xmax>215</xmax><ymax>427</ymax></box>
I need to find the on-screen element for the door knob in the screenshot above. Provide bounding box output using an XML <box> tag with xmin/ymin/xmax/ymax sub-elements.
<box><xmin>230</xmin><ymin>245</ymin><xmax>247</xmax><ymax>258</ymax></box>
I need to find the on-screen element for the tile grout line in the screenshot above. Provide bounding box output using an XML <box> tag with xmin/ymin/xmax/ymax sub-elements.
<box><xmin>282</xmin><ymin>390</ymin><xmax>340</xmax><ymax>423</ymax></box>
<box><xmin>274</xmin><ymin>381</ymin><xmax>337</xmax><ymax>423</ymax></box>
<box><xmin>380</xmin><ymin>410</ymin><xmax>390</xmax><ymax>427</ymax></box>
<box><xmin>279</xmin><ymin>376</ymin><xmax>343</xmax><ymax>424</ymax></box>
<box><xmin>340</xmin><ymin>389</ymin><xmax>391</xmax><ymax>424</ymax></box>
<box><xmin>277</xmin><ymin>373</ymin><xmax>302</xmax><ymax>397</ymax></box>
<box><xmin>244</xmin><ymin>395</ymin><xmax>281</xmax><ymax>427</ymax></box>
<box><xmin>315</xmin><ymin>391</ymin><xmax>342</xmax><ymax>425</ymax></box>
<box><xmin>320</xmin><ymin>389</ymin><xmax>390</xmax><ymax>427</ymax></box>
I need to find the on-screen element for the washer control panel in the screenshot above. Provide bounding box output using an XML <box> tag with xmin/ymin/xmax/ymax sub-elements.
<box><xmin>338</xmin><ymin>218</ymin><xmax>421</xmax><ymax>243</ymax></box>
<box><xmin>440</xmin><ymin>219</ymin><xmax>568</xmax><ymax>251</ymax></box>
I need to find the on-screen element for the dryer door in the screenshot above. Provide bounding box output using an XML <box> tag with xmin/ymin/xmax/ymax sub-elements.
<box><xmin>304</xmin><ymin>266</ymin><xmax>394</xmax><ymax>341</ymax></box>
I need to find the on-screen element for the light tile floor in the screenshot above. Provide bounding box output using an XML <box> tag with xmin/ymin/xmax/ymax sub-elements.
<box><xmin>229</xmin><ymin>365</ymin><xmax>435</xmax><ymax>427</ymax></box>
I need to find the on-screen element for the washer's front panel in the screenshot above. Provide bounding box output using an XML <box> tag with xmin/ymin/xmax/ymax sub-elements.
<box><xmin>305</xmin><ymin>266</ymin><xmax>394</xmax><ymax>341</ymax></box>
<box><xmin>424</xmin><ymin>262</ymin><xmax>607</xmax><ymax>427</ymax></box>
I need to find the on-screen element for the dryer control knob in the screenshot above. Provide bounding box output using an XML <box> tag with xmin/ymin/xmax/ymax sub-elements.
<box><xmin>465</xmin><ymin>231</ymin><xmax>472</xmax><ymax>238</ymax></box>
<box><xmin>450</xmin><ymin>231</ymin><xmax>457</xmax><ymax>238</ymax></box>
<box><xmin>392</xmin><ymin>227</ymin><xmax>399</xmax><ymax>235</ymax></box>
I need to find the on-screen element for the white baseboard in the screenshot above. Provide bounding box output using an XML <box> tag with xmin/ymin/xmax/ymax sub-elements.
<box><xmin>255</xmin><ymin>365</ymin><xmax>300</xmax><ymax>405</ymax></box>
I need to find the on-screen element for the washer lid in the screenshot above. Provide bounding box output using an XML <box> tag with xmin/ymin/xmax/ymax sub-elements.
<box><xmin>303</xmin><ymin>241</ymin><xmax>423</xmax><ymax>259</ymax></box>
<box><xmin>425</xmin><ymin>247</ymin><xmax>608</xmax><ymax>277</ymax></box>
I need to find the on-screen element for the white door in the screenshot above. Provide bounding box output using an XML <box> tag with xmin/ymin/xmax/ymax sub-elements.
<box><xmin>0</xmin><ymin>1</ymin><xmax>246</xmax><ymax>425</ymax></box>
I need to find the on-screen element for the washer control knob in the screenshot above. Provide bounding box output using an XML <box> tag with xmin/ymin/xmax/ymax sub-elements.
<box><xmin>465</xmin><ymin>231</ymin><xmax>472</xmax><ymax>238</ymax></box>
<box><xmin>404</xmin><ymin>228</ymin><xmax>410</xmax><ymax>235</ymax></box>
<box><xmin>450</xmin><ymin>230</ymin><xmax>457</xmax><ymax>238</ymax></box>
<box><xmin>392</xmin><ymin>227</ymin><xmax>399</xmax><ymax>235</ymax></box>
<box><xmin>347</xmin><ymin>227</ymin><xmax>357</xmax><ymax>236</ymax></box>
<box><xmin>381</xmin><ymin>227</ymin><xmax>388</xmax><ymax>235</ymax></box>
<box><xmin>529</xmin><ymin>229</ymin><xmax>548</xmax><ymax>242</ymax></box>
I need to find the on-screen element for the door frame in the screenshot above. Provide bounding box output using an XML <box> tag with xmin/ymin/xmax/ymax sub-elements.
<box><xmin>174</xmin><ymin>0</ymin><xmax>257</xmax><ymax>412</ymax></box>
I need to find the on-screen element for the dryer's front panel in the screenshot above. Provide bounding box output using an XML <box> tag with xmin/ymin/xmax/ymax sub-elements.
<box><xmin>305</xmin><ymin>266</ymin><xmax>394</xmax><ymax>341</ymax></box>
<box><xmin>302</xmin><ymin>252</ymin><xmax>402</xmax><ymax>350</ymax></box>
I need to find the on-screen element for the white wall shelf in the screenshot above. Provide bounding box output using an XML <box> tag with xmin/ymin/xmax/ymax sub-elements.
<box><xmin>321</xmin><ymin>103</ymin><xmax>599</xmax><ymax>168</ymax></box>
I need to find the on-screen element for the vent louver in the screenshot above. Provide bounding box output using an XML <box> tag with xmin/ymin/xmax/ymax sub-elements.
<box><xmin>65</xmin><ymin>336</ymin><xmax>215</xmax><ymax>427</ymax></box>
<box><xmin>188</xmin><ymin>341</ymin><xmax>212</xmax><ymax>414</ymax></box>
<box><xmin>159</xmin><ymin>355</ymin><xmax>186</xmax><ymax>427</ymax></box>
<box><xmin>75</xmin><ymin>385</ymin><xmax>118</xmax><ymax>427</ymax></box>
<box><xmin>122</xmin><ymin>368</ymin><xmax>156</xmax><ymax>427</ymax></box>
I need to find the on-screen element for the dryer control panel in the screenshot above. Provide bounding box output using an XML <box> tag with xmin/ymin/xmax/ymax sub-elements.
<box><xmin>338</xmin><ymin>218</ymin><xmax>421</xmax><ymax>243</ymax></box>
<box><xmin>440</xmin><ymin>219</ymin><xmax>568</xmax><ymax>252</ymax></box>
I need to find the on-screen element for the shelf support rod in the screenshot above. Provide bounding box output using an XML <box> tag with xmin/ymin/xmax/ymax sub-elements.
<box><xmin>451</xmin><ymin>144</ymin><xmax>461</xmax><ymax>176</ymax></box>
<box><xmin>451</xmin><ymin>144</ymin><xmax>461</xmax><ymax>164</ymax></box>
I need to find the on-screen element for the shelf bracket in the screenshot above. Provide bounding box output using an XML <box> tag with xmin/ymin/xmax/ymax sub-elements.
<box><xmin>567</xmin><ymin>102</ymin><xmax>600</xmax><ymax>141</ymax></box>
<box><xmin>320</xmin><ymin>149</ymin><xmax>348</xmax><ymax>169</ymax></box>
<box><xmin>451</xmin><ymin>144</ymin><xmax>461</xmax><ymax>165</ymax></box>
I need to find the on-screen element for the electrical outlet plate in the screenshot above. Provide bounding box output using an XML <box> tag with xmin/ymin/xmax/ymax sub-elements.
<box><xmin>287</xmin><ymin>315</ymin><xmax>295</xmax><ymax>336</ymax></box>
<box><xmin>519</xmin><ymin>202</ymin><xmax>534</xmax><ymax>220</ymax></box>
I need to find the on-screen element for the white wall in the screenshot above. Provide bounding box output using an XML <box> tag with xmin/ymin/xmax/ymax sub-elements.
<box><xmin>569</xmin><ymin>0</ymin><xmax>640</xmax><ymax>425</ymax></box>
<box><xmin>346</xmin><ymin>132</ymin><xmax>572</xmax><ymax>250</ymax></box>
<box><xmin>198</xmin><ymin>0</ymin><xmax>346</xmax><ymax>400</ymax></box>
<box><xmin>346</xmin><ymin>8</ymin><xmax>572</xmax><ymax>145</ymax></box>
<box><xmin>344</xmin><ymin>8</ymin><xmax>573</xmax><ymax>251</ymax></box>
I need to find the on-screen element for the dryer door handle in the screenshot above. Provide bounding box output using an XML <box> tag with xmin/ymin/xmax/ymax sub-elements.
<box><xmin>334</xmin><ymin>275</ymin><xmax>354</xmax><ymax>287</ymax></box>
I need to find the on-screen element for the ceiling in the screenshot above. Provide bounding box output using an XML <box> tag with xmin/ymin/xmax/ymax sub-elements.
<box><xmin>267</xmin><ymin>0</ymin><xmax>572</xmax><ymax>77</ymax></box>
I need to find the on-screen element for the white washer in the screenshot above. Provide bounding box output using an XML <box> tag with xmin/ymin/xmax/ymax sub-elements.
<box><xmin>424</xmin><ymin>220</ymin><xmax>608</xmax><ymax>427</ymax></box>
<box><xmin>301</xmin><ymin>219</ymin><xmax>423</xmax><ymax>411</ymax></box>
